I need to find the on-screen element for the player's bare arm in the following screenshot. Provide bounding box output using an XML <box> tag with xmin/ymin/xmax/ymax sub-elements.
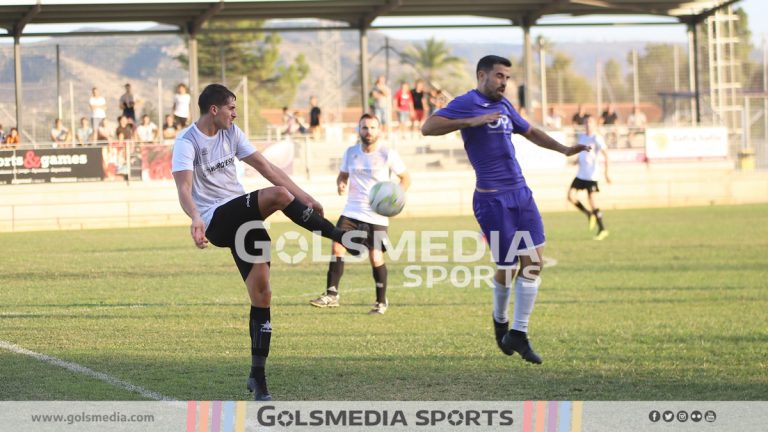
<box><xmin>602</xmin><ymin>149</ymin><xmax>611</xmax><ymax>183</ymax></box>
<box><xmin>172</xmin><ymin>169</ymin><xmax>208</xmax><ymax>249</ymax></box>
<box><xmin>522</xmin><ymin>126</ymin><xmax>590</xmax><ymax>156</ymax></box>
<box><xmin>397</xmin><ymin>171</ymin><xmax>412</xmax><ymax>191</ymax></box>
<box><xmin>337</xmin><ymin>171</ymin><xmax>349</xmax><ymax>195</ymax></box>
<box><xmin>242</xmin><ymin>151</ymin><xmax>325</xmax><ymax>216</ymax></box>
<box><xmin>421</xmin><ymin>112</ymin><xmax>503</xmax><ymax>136</ymax></box>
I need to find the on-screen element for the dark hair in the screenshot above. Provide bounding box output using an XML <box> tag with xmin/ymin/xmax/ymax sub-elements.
<box><xmin>359</xmin><ymin>113</ymin><xmax>379</xmax><ymax>124</ymax></box>
<box><xmin>476</xmin><ymin>55</ymin><xmax>512</xmax><ymax>75</ymax></box>
<box><xmin>198</xmin><ymin>84</ymin><xmax>236</xmax><ymax>114</ymax></box>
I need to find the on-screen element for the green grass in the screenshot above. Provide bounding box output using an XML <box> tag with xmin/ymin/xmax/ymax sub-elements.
<box><xmin>1</xmin><ymin>204</ymin><xmax>767</xmax><ymax>400</ymax></box>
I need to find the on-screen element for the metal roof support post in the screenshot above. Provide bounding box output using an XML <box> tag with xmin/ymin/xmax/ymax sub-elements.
<box><xmin>13</xmin><ymin>35</ymin><xmax>23</xmax><ymax>135</ymax></box>
<box><xmin>359</xmin><ymin>27</ymin><xmax>370</xmax><ymax>116</ymax></box>
<box><xmin>188</xmin><ymin>33</ymin><xmax>200</xmax><ymax>118</ymax></box>
<box><xmin>522</xmin><ymin>19</ymin><xmax>534</xmax><ymax>112</ymax></box>
<box><xmin>687</xmin><ymin>21</ymin><xmax>702</xmax><ymax>124</ymax></box>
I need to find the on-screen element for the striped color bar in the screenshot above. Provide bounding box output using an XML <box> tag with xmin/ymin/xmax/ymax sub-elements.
<box><xmin>211</xmin><ymin>401</ymin><xmax>222</xmax><ymax>432</ymax></box>
<box><xmin>186</xmin><ymin>401</ymin><xmax>196</xmax><ymax>432</ymax></box>
<box><xmin>222</xmin><ymin>401</ymin><xmax>235</xmax><ymax>432</ymax></box>
<box><xmin>198</xmin><ymin>401</ymin><xmax>210</xmax><ymax>432</ymax></box>
<box><xmin>522</xmin><ymin>401</ymin><xmax>583</xmax><ymax>432</ymax></box>
<box><xmin>186</xmin><ymin>400</ymin><xmax>246</xmax><ymax>432</ymax></box>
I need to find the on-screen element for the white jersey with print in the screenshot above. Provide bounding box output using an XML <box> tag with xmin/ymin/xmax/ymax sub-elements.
<box><xmin>171</xmin><ymin>123</ymin><xmax>256</xmax><ymax>228</ymax></box>
<box><xmin>341</xmin><ymin>143</ymin><xmax>406</xmax><ymax>226</ymax></box>
<box><xmin>575</xmin><ymin>133</ymin><xmax>605</xmax><ymax>181</ymax></box>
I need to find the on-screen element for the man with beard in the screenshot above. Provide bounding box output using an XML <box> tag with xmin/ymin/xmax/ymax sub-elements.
<box><xmin>309</xmin><ymin>113</ymin><xmax>410</xmax><ymax>315</ymax></box>
<box><xmin>421</xmin><ymin>55</ymin><xmax>589</xmax><ymax>364</ymax></box>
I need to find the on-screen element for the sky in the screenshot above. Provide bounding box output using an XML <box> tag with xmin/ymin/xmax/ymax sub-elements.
<box><xmin>2</xmin><ymin>0</ymin><xmax>767</xmax><ymax>47</ymax></box>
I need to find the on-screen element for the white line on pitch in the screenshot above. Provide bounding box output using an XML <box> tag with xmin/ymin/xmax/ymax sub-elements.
<box><xmin>0</xmin><ymin>340</ymin><xmax>176</xmax><ymax>401</ymax></box>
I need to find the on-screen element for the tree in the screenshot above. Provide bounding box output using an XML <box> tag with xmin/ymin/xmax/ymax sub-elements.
<box><xmin>627</xmin><ymin>43</ymin><xmax>689</xmax><ymax>106</ymax></box>
<box><xmin>177</xmin><ymin>20</ymin><xmax>309</xmax><ymax>134</ymax></box>
<box><xmin>400</xmin><ymin>37</ymin><xmax>467</xmax><ymax>92</ymax></box>
<box><xmin>546</xmin><ymin>51</ymin><xmax>593</xmax><ymax>104</ymax></box>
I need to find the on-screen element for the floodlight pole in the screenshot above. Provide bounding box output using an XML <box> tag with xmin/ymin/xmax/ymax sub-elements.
<box><xmin>522</xmin><ymin>19</ymin><xmax>534</xmax><ymax>112</ymax></box>
<box><xmin>359</xmin><ymin>27</ymin><xmax>370</xmax><ymax>116</ymax></box>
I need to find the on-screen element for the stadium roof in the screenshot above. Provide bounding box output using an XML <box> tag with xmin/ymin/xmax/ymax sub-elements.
<box><xmin>0</xmin><ymin>0</ymin><xmax>741</xmax><ymax>36</ymax></box>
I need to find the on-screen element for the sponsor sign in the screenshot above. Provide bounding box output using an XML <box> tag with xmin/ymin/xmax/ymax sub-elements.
<box><xmin>0</xmin><ymin>148</ymin><xmax>104</xmax><ymax>185</ymax></box>
<box><xmin>645</xmin><ymin>127</ymin><xmax>729</xmax><ymax>160</ymax></box>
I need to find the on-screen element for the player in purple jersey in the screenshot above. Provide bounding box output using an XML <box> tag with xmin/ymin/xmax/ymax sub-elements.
<box><xmin>422</xmin><ymin>55</ymin><xmax>590</xmax><ymax>364</ymax></box>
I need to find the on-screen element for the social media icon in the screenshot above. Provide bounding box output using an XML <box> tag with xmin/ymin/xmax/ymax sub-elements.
<box><xmin>677</xmin><ymin>411</ymin><xmax>688</xmax><ymax>422</ymax></box>
<box><xmin>705</xmin><ymin>410</ymin><xmax>716</xmax><ymax>422</ymax></box>
<box><xmin>690</xmin><ymin>411</ymin><xmax>703</xmax><ymax>422</ymax></box>
<box><xmin>649</xmin><ymin>411</ymin><xmax>661</xmax><ymax>422</ymax></box>
<box><xmin>663</xmin><ymin>411</ymin><xmax>674</xmax><ymax>422</ymax></box>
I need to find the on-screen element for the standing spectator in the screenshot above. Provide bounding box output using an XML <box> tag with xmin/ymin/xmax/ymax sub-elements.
<box><xmin>428</xmin><ymin>89</ymin><xmax>447</xmax><ymax>115</ymax></box>
<box><xmin>308</xmin><ymin>95</ymin><xmax>322</xmax><ymax>140</ymax></box>
<box><xmin>0</xmin><ymin>124</ymin><xmax>5</xmax><ymax>143</ymax></box>
<box><xmin>97</xmin><ymin>118</ymin><xmax>113</xmax><ymax>143</ymax></box>
<box><xmin>371</xmin><ymin>75</ymin><xmax>390</xmax><ymax>133</ymax></box>
<box><xmin>410</xmin><ymin>79</ymin><xmax>427</xmax><ymax>133</ymax></box>
<box><xmin>75</xmin><ymin>117</ymin><xmax>93</xmax><ymax>146</ymax></box>
<box><xmin>281</xmin><ymin>107</ymin><xmax>297</xmax><ymax>136</ymax></box>
<box><xmin>89</xmin><ymin>87</ymin><xmax>107</xmax><ymax>139</ymax></box>
<box><xmin>4</xmin><ymin>127</ymin><xmax>19</xmax><ymax>148</ymax></box>
<box><xmin>600</xmin><ymin>103</ymin><xmax>619</xmax><ymax>147</ymax></box>
<box><xmin>393</xmin><ymin>81</ymin><xmax>414</xmax><ymax>138</ymax></box>
<box><xmin>119</xmin><ymin>83</ymin><xmax>137</xmax><ymax>123</ymax></box>
<box><xmin>50</xmin><ymin>118</ymin><xmax>70</xmax><ymax>147</ymax></box>
<box><xmin>162</xmin><ymin>114</ymin><xmax>179</xmax><ymax>142</ymax></box>
<box><xmin>173</xmin><ymin>83</ymin><xmax>191</xmax><ymax>128</ymax></box>
<box><xmin>543</xmin><ymin>107</ymin><xmax>562</xmax><ymax>130</ymax></box>
<box><xmin>627</xmin><ymin>105</ymin><xmax>647</xmax><ymax>148</ymax></box>
<box><xmin>571</xmin><ymin>104</ymin><xmax>588</xmax><ymax>127</ymax></box>
<box><xmin>136</xmin><ymin>114</ymin><xmax>159</xmax><ymax>144</ymax></box>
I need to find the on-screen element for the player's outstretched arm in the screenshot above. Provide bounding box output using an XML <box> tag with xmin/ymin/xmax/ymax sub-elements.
<box><xmin>172</xmin><ymin>170</ymin><xmax>208</xmax><ymax>249</ymax></box>
<box><xmin>421</xmin><ymin>112</ymin><xmax>502</xmax><ymax>136</ymax></box>
<box><xmin>522</xmin><ymin>126</ymin><xmax>590</xmax><ymax>156</ymax></box>
<box><xmin>337</xmin><ymin>171</ymin><xmax>349</xmax><ymax>195</ymax></box>
<box><xmin>242</xmin><ymin>151</ymin><xmax>325</xmax><ymax>216</ymax></box>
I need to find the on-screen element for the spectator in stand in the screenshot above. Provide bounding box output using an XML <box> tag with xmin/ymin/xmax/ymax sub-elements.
<box><xmin>543</xmin><ymin>107</ymin><xmax>562</xmax><ymax>130</ymax></box>
<box><xmin>571</xmin><ymin>104</ymin><xmax>588</xmax><ymax>127</ymax></box>
<box><xmin>115</xmin><ymin>115</ymin><xmax>134</xmax><ymax>142</ymax></box>
<box><xmin>393</xmin><ymin>81</ymin><xmax>414</xmax><ymax>138</ymax></box>
<box><xmin>371</xmin><ymin>75</ymin><xmax>390</xmax><ymax>133</ymax></box>
<box><xmin>75</xmin><ymin>117</ymin><xmax>93</xmax><ymax>146</ymax></box>
<box><xmin>626</xmin><ymin>105</ymin><xmax>648</xmax><ymax>148</ymax></box>
<box><xmin>600</xmin><ymin>103</ymin><xmax>619</xmax><ymax>148</ymax></box>
<box><xmin>0</xmin><ymin>124</ymin><xmax>5</xmax><ymax>143</ymax></box>
<box><xmin>89</xmin><ymin>87</ymin><xmax>107</xmax><ymax>140</ymax></box>
<box><xmin>308</xmin><ymin>96</ymin><xmax>322</xmax><ymax>140</ymax></box>
<box><xmin>50</xmin><ymin>118</ymin><xmax>70</xmax><ymax>147</ymax></box>
<box><xmin>281</xmin><ymin>107</ymin><xmax>297</xmax><ymax>136</ymax></box>
<box><xmin>137</xmin><ymin>114</ymin><xmax>159</xmax><ymax>144</ymax></box>
<box><xmin>173</xmin><ymin>83</ymin><xmax>191</xmax><ymax>128</ymax></box>
<box><xmin>410</xmin><ymin>79</ymin><xmax>428</xmax><ymax>133</ymax></box>
<box><xmin>162</xmin><ymin>114</ymin><xmax>179</xmax><ymax>142</ymax></box>
<box><xmin>4</xmin><ymin>127</ymin><xmax>19</xmax><ymax>148</ymax></box>
<box><xmin>119</xmin><ymin>83</ymin><xmax>137</xmax><ymax>124</ymax></box>
<box><xmin>428</xmin><ymin>89</ymin><xmax>447</xmax><ymax>116</ymax></box>
<box><xmin>97</xmin><ymin>118</ymin><xmax>113</xmax><ymax>143</ymax></box>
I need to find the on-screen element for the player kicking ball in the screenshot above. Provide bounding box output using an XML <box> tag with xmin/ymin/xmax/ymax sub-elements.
<box><xmin>310</xmin><ymin>113</ymin><xmax>410</xmax><ymax>314</ymax></box>
<box><xmin>172</xmin><ymin>84</ymin><xmax>365</xmax><ymax>401</ymax></box>
<box><xmin>422</xmin><ymin>55</ymin><xmax>590</xmax><ymax>364</ymax></box>
<box><xmin>567</xmin><ymin>116</ymin><xmax>611</xmax><ymax>240</ymax></box>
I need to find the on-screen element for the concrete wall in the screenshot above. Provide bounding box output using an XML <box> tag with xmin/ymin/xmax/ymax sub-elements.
<box><xmin>1</xmin><ymin>160</ymin><xmax>766</xmax><ymax>232</ymax></box>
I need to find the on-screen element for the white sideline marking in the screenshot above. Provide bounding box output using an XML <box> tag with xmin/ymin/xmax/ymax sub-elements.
<box><xmin>0</xmin><ymin>340</ymin><xmax>176</xmax><ymax>401</ymax></box>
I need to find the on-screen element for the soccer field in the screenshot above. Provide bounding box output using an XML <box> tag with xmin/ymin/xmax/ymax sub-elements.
<box><xmin>1</xmin><ymin>204</ymin><xmax>766</xmax><ymax>401</ymax></box>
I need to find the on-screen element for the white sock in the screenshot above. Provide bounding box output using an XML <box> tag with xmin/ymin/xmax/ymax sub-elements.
<box><xmin>492</xmin><ymin>279</ymin><xmax>511</xmax><ymax>324</ymax></box>
<box><xmin>512</xmin><ymin>276</ymin><xmax>540</xmax><ymax>332</ymax></box>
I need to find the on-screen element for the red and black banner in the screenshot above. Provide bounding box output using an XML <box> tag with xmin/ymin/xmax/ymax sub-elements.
<box><xmin>0</xmin><ymin>148</ymin><xmax>105</xmax><ymax>185</ymax></box>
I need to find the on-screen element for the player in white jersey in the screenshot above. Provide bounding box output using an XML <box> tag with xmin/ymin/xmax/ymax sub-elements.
<box><xmin>171</xmin><ymin>84</ymin><xmax>366</xmax><ymax>401</ymax></box>
<box><xmin>567</xmin><ymin>116</ymin><xmax>611</xmax><ymax>240</ymax></box>
<box><xmin>309</xmin><ymin>114</ymin><xmax>410</xmax><ymax>314</ymax></box>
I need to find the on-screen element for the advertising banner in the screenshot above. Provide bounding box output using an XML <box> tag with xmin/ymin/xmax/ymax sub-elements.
<box><xmin>0</xmin><ymin>148</ymin><xmax>105</xmax><ymax>185</ymax></box>
<box><xmin>645</xmin><ymin>127</ymin><xmax>729</xmax><ymax>160</ymax></box>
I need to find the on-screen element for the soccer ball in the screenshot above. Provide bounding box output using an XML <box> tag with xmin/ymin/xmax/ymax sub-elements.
<box><xmin>368</xmin><ymin>181</ymin><xmax>406</xmax><ymax>217</ymax></box>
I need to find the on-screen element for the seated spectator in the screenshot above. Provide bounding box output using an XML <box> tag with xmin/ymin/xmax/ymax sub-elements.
<box><xmin>162</xmin><ymin>114</ymin><xmax>178</xmax><ymax>142</ymax></box>
<box><xmin>571</xmin><ymin>104</ymin><xmax>588</xmax><ymax>127</ymax></box>
<box><xmin>4</xmin><ymin>127</ymin><xmax>20</xmax><ymax>148</ymax></box>
<box><xmin>136</xmin><ymin>114</ymin><xmax>158</xmax><ymax>144</ymax></box>
<box><xmin>75</xmin><ymin>117</ymin><xmax>93</xmax><ymax>146</ymax></box>
<box><xmin>115</xmin><ymin>115</ymin><xmax>134</xmax><ymax>142</ymax></box>
<box><xmin>627</xmin><ymin>105</ymin><xmax>648</xmax><ymax>148</ymax></box>
<box><xmin>600</xmin><ymin>103</ymin><xmax>619</xmax><ymax>147</ymax></box>
<box><xmin>544</xmin><ymin>107</ymin><xmax>562</xmax><ymax>130</ymax></box>
<box><xmin>50</xmin><ymin>118</ymin><xmax>70</xmax><ymax>147</ymax></box>
<box><xmin>96</xmin><ymin>118</ymin><xmax>113</xmax><ymax>144</ymax></box>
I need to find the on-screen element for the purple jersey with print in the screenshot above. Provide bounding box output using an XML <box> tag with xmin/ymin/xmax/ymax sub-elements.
<box><xmin>436</xmin><ymin>89</ymin><xmax>531</xmax><ymax>190</ymax></box>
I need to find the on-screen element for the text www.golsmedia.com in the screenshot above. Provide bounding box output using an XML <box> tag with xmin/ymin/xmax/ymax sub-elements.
<box><xmin>30</xmin><ymin>412</ymin><xmax>154</xmax><ymax>425</ymax></box>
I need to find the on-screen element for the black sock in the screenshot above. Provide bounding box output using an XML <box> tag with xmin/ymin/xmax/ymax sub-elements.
<box><xmin>326</xmin><ymin>257</ymin><xmax>344</xmax><ymax>295</ymax></box>
<box><xmin>574</xmin><ymin>201</ymin><xmax>591</xmax><ymax>217</ymax></box>
<box><xmin>282</xmin><ymin>198</ymin><xmax>341</xmax><ymax>241</ymax></box>
<box><xmin>593</xmin><ymin>208</ymin><xmax>605</xmax><ymax>231</ymax></box>
<box><xmin>372</xmin><ymin>264</ymin><xmax>387</xmax><ymax>303</ymax></box>
<box><xmin>249</xmin><ymin>306</ymin><xmax>271</xmax><ymax>382</ymax></box>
